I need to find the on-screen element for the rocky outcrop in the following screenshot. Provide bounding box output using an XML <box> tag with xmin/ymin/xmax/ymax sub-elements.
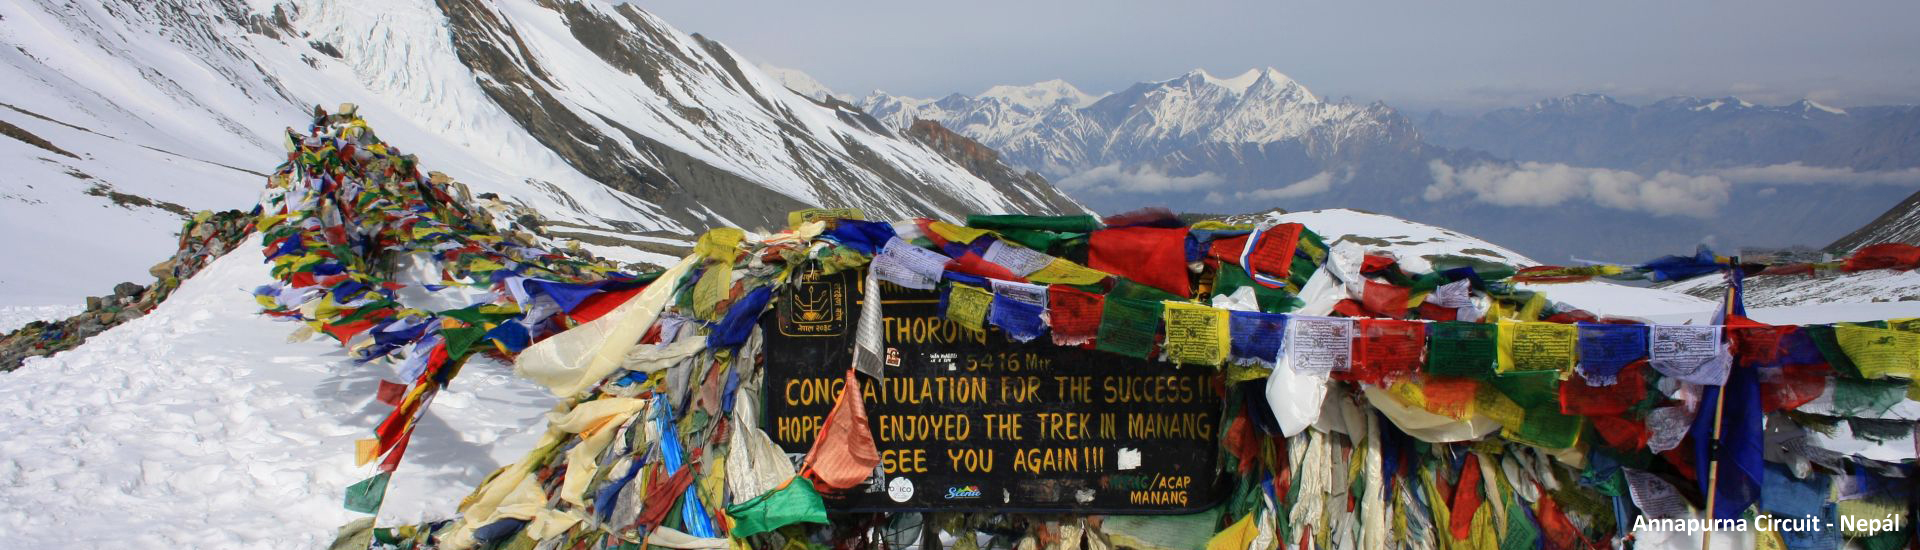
<box><xmin>1</xmin><ymin>211</ymin><xmax>254</xmax><ymax>371</ymax></box>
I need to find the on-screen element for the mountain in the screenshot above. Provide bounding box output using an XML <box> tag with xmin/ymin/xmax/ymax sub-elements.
<box><xmin>1827</xmin><ymin>188</ymin><xmax>1920</xmax><ymax>254</ymax></box>
<box><xmin>862</xmin><ymin>68</ymin><xmax>1440</xmax><ymax>215</ymax></box>
<box><xmin>757</xmin><ymin>63</ymin><xmax>840</xmax><ymax>102</ymax></box>
<box><xmin>1418</xmin><ymin>93</ymin><xmax>1920</xmax><ymax>173</ymax></box>
<box><xmin>0</xmin><ymin>0</ymin><xmax>1084</xmax><ymax>306</ymax></box>
<box><xmin>859</xmin><ymin>70</ymin><xmax>1920</xmax><ymax>265</ymax></box>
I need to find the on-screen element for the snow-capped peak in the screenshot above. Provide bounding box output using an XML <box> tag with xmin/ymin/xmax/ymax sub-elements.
<box><xmin>1690</xmin><ymin>96</ymin><xmax>1756</xmax><ymax>112</ymax></box>
<box><xmin>757</xmin><ymin>63</ymin><xmax>840</xmax><ymax>102</ymax></box>
<box><xmin>979</xmin><ymin>79</ymin><xmax>1103</xmax><ymax>109</ymax></box>
<box><xmin>1791</xmin><ymin>98</ymin><xmax>1848</xmax><ymax>115</ymax></box>
<box><xmin>1176</xmin><ymin>67</ymin><xmax>1304</xmax><ymax>98</ymax></box>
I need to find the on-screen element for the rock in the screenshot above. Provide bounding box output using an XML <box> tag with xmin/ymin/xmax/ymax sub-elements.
<box><xmin>86</xmin><ymin>296</ymin><xmax>102</xmax><ymax>310</ymax></box>
<box><xmin>114</xmin><ymin>282</ymin><xmax>143</xmax><ymax>297</ymax></box>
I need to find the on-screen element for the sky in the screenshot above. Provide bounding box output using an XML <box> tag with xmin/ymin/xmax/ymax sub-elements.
<box><xmin>635</xmin><ymin>0</ymin><xmax>1920</xmax><ymax>113</ymax></box>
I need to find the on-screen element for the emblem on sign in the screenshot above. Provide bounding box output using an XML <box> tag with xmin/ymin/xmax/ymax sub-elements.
<box><xmin>780</xmin><ymin>267</ymin><xmax>848</xmax><ymax>337</ymax></box>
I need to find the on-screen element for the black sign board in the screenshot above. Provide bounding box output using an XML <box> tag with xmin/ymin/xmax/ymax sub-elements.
<box><xmin>760</xmin><ymin>268</ymin><xmax>1227</xmax><ymax>513</ymax></box>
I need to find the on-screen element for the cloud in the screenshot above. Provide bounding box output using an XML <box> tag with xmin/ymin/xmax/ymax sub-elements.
<box><xmin>1712</xmin><ymin>162</ymin><xmax>1920</xmax><ymax>186</ymax></box>
<box><xmin>1425</xmin><ymin>160</ymin><xmax>1730</xmax><ymax>217</ymax></box>
<box><xmin>1055</xmin><ymin>164</ymin><xmax>1224</xmax><ymax>194</ymax></box>
<box><xmin>1205</xmin><ymin>171</ymin><xmax>1340</xmax><ymax>204</ymax></box>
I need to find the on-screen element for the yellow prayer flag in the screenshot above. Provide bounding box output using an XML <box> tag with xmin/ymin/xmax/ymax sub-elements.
<box><xmin>787</xmin><ymin>208</ymin><xmax>864</xmax><ymax>228</ymax></box>
<box><xmin>1517</xmin><ymin>293</ymin><xmax>1547</xmax><ymax>321</ymax></box>
<box><xmin>1162</xmin><ymin>302</ymin><xmax>1230</xmax><ymax>367</ymax></box>
<box><xmin>465</xmin><ymin>257</ymin><xmax>506</xmax><ymax>273</ymax></box>
<box><xmin>945</xmin><ymin>285</ymin><xmax>992</xmax><ymax>333</ymax></box>
<box><xmin>692</xmin><ymin>264</ymin><xmax>731</xmax><ymax>321</ymax></box>
<box><xmin>1836</xmin><ymin>324</ymin><xmax>1920</xmax><ymax>379</ymax></box>
<box><xmin>1205</xmin><ymin>512</ymin><xmax>1260</xmax><ymax>550</ymax></box>
<box><xmin>693</xmin><ymin>227</ymin><xmax>745</xmax><ymax>263</ymax></box>
<box><xmin>1028</xmin><ymin>258</ymin><xmax>1110</xmax><ymax>285</ymax></box>
<box><xmin>1476</xmin><ymin>391</ymin><xmax>1525</xmax><ymax>428</ymax></box>
<box><xmin>927</xmin><ymin>221</ymin><xmax>992</xmax><ymax>245</ymax></box>
<box><xmin>1495</xmin><ymin>321</ymin><xmax>1577</xmax><ymax>373</ymax></box>
<box><xmin>1889</xmin><ymin>317</ymin><xmax>1920</xmax><ymax>333</ymax></box>
<box><xmin>355</xmin><ymin>438</ymin><xmax>379</xmax><ymax>466</ymax></box>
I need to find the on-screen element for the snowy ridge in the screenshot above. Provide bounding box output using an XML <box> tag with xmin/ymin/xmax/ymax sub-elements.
<box><xmin>860</xmin><ymin>66</ymin><xmax>1405</xmax><ymax>182</ymax></box>
<box><xmin>0</xmin><ymin>0</ymin><xmax>1083</xmax><ymax>305</ymax></box>
<box><xmin>0</xmin><ymin>249</ymin><xmax>554</xmax><ymax>547</ymax></box>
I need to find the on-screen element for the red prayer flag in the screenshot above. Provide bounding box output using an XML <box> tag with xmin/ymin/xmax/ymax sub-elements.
<box><xmin>376</xmin><ymin>380</ymin><xmax>407</xmax><ymax>407</ymax></box>
<box><xmin>1417</xmin><ymin>302</ymin><xmax>1459</xmax><ymax>321</ymax></box>
<box><xmin>1344</xmin><ymin>319</ymin><xmax>1426</xmax><ymax>386</ymax></box>
<box><xmin>1362</xmin><ymin>281</ymin><xmax>1410</xmax><ymax>319</ymax></box>
<box><xmin>1450</xmin><ymin>453</ymin><xmax>1484</xmax><ymax>540</ymax></box>
<box><xmin>1208</xmin><ymin>235</ymin><xmax>1249</xmax><ymax>265</ymax></box>
<box><xmin>1560</xmin><ymin>362</ymin><xmax>1647</xmax><ymax>416</ymax></box>
<box><xmin>567</xmin><ymin>285</ymin><xmax>646</xmax><ymax>324</ymax></box>
<box><xmin>1844</xmin><ymin>243</ymin><xmax>1920</xmax><ymax>272</ymax></box>
<box><xmin>945</xmin><ymin>252</ymin><xmax>1027</xmax><ymax>283</ymax></box>
<box><xmin>1244</xmin><ymin>224</ymin><xmax>1301</xmax><ymax>282</ymax></box>
<box><xmin>1047</xmin><ymin>286</ymin><xmax>1104</xmax><ymax>347</ymax></box>
<box><xmin>1089</xmin><ymin>226</ymin><xmax>1191</xmax><ymax>298</ymax></box>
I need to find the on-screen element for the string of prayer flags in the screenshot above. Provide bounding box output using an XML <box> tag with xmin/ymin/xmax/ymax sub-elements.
<box><xmin>964</xmin><ymin>213</ymin><xmax>1101</xmax><ymax>233</ymax></box>
<box><xmin>1428</xmin><ymin>322</ymin><xmax>1498</xmax><ymax>378</ymax></box>
<box><xmin>1497</xmin><ymin>321</ymin><xmax>1576</xmax><ymax>373</ymax></box>
<box><xmin>1649</xmin><ymin>324</ymin><xmax>1732</xmax><ymax>385</ymax></box>
<box><xmin>944</xmin><ymin>284</ymin><xmax>992</xmax><ymax>333</ymax></box>
<box><xmin>1348</xmin><ymin>319</ymin><xmax>1425</xmax><ymax>385</ymax></box>
<box><xmin>1834</xmin><ymin>324</ymin><xmax>1920</xmax><ymax>379</ymax></box>
<box><xmin>1283</xmin><ymin>315</ymin><xmax>1353</xmax><ymax>372</ymax></box>
<box><xmin>872</xmin><ymin>237</ymin><xmax>949</xmax><ymax>290</ymax></box>
<box><xmin>1089</xmin><ymin>226</ymin><xmax>1191</xmax><ymax>298</ymax></box>
<box><xmin>989</xmin><ymin>283</ymin><xmax>1048</xmax><ymax>343</ymax></box>
<box><xmin>1046</xmin><ymin>286</ymin><xmax>1103</xmax><ymax>347</ymax></box>
<box><xmin>1096</xmin><ymin>296</ymin><xmax>1163</xmax><ymax>360</ymax></box>
<box><xmin>982</xmin><ymin>240</ymin><xmax>1054</xmax><ymax>277</ymax></box>
<box><xmin>945</xmin><ymin>251</ymin><xmax>1026</xmax><ymax>282</ymax></box>
<box><xmin>1163</xmin><ymin>302</ymin><xmax>1230</xmax><ymax>366</ymax></box>
<box><xmin>1575</xmin><ymin>323</ymin><xmax>1647</xmax><ymax>386</ymax></box>
<box><xmin>1228</xmin><ymin>310</ymin><xmax>1286</xmax><ymax>366</ymax></box>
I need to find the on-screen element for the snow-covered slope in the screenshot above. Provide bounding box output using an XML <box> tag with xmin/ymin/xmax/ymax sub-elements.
<box><xmin>0</xmin><ymin>0</ymin><xmax>1084</xmax><ymax>306</ymax></box>
<box><xmin>757</xmin><ymin>63</ymin><xmax>840</xmax><ymax>102</ymax></box>
<box><xmin>0</xmin><ymin>249</ymin><xmax>555</xmax><ymax>548</ymax></box>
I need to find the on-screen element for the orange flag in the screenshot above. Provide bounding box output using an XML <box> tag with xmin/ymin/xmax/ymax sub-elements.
<box><xmin>804</xmin><ymin>368</ymin><xmax>881</xmax><ymax>491</ymax></box>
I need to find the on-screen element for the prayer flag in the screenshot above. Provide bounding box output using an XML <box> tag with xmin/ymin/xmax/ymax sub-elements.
<box><xmin>1089</xmin><ymin>226</ymin><xmax>1191</xmax><ymax>298</ymax></box>
<box><xmin>1576</xmin><ymin>323</ymin><xmax>1647</xmax><ymax>386</ymax></box>
<box><xmin>1835</xmin><ymin>324</ymin><xmax>1920</xmax><ymax>379</ymax></box>
<box><xmin>872</xmin><ymin>237</ymin><xmax>950</xmax><ymax>290</ymax></box>
<box><xmin>1283</xmin><ymin>315</ymin><xmax>1353</xmax><ymax>372</ymax></box>
<box><xmin>1096</xmin><ymin>296</ymin><xmax>1162</xmax><ymax>360</ymax></box>
<box><xmin>944</xmin><ymin>285</ymin><xmax>993</xmax><ymax>333</ymax></box>
<box><xmin>1428</xmin><ymin>322</ymin><xmax>1497</xmax><ymax>379</ymax></box>
<box><xmin>1047</xmin><ymin>286</ymin><xmax>1104</xmax><ymax>347</ymax></box>
<box><xmin>1649</xmin><ymin>324</ymin><xmax>1731</xmax><ymax>385</ymax></box>
<box><xmin>1348</xmin><ymin>319</ymin><xmax>1424</xmax><ymax>385</ymax></box>
<box><xmin>1162</xmin><ymin>302</ymin><xmax>1230</xmax><ymax>366</ymax></box>
<box><xmin>1497</xmin><ymin>321</ymin><xmax>1577</xmax><ymax>373</ymax></box>
<box><xmin>1228</xmin><ymin>310</ymin><xmax>1286</xmax><ymax>366</ymax></box>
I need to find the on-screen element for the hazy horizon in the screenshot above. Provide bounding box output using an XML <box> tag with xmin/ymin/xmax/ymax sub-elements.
<box><xmin>636</xmin><ymin>0</ymin><xmax>1920</xmax><ymax>113</ymax></box>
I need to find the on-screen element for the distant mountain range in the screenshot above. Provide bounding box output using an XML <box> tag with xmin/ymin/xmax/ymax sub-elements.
<box><xmin>769</xmin><ymin>67</ymin><xmax>1920</xmax><ymax>263</ymax></box>
<box><xmin>1419</xmin><ymin>93</ymin><xmax>1920</xmax><ymax>173</ymax></box>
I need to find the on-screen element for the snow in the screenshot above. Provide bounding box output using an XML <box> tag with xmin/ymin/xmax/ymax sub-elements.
<box><xmin>1663</xmin><ymin>269</ymin><xmax>1920</xmax><ymax>308</ymax></box>
<box><xmin>756</xmin><ymin>63</ymin><xmax>839</xmax><ymax>102</ymax></box>
<box><xmin>979</xmin><ymin>79</ymin><xmax>1102</xmax><ymax>110</ymax></box>
<box><xmin>1268</xmin><ymin>208</ymin><xmax>1536</xmax><ymax>272</ymax></box>
<box><xmin>0</xmin><ymin>250</ymin><xmax>554</xmax><ymax>548</ymax></box>
<box><xmin>0</xmin><ymin>304</ymin><xmax>83</xmax><ymax>332</ymax></box>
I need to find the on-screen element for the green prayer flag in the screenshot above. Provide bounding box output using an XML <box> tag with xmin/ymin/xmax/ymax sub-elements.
<box><xmin>344</xmin><ymin>472</ymin><xmax>391</xmax><ymax>514</ymax></box>
<box><xmin>1804</xmin><ymin>324</ymin><xmax>1865</xmax><ymax>378</ymax></box>
<box><xmin>1498</xmin><ymin>494</ymin><xmax>1541</xmax><ymax>550</ymax></box>
<box><xmin>1096</xmin><ymin>296</ymin><xmax>1163</xmax><ymax>359</ymax></box>
<box><xmin>965</xmin><ymin>214</ymin><xmax>1101</xmax><ymax>233</ymax></box>
<box><xmin>725</xmin><ymin>477</ymin><xmax>829</xmax><ymax>538</ymax></box>
<box><xmin>1428</xmin><ymin>322</ymin><xmax>1498</xmax><ymax>378</ymax></box>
